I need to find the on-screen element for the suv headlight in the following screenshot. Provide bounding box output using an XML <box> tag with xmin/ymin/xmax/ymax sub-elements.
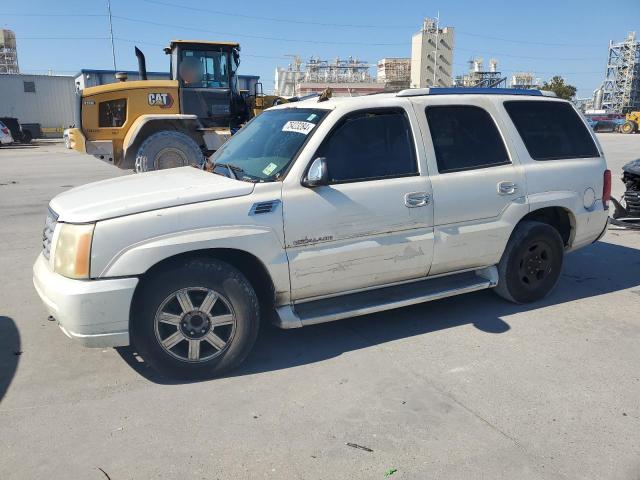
<box><xmin>53</xmin><ymin>223</ymin><xmax>95</xmax><ymax>279</ymax></box>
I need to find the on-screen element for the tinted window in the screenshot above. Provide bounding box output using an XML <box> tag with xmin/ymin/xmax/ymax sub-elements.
<box><xmin>99</xmin><ymin>99</ymin><xmax>127</xmax><ymax>127</ymax></box>
<box><xmin>504</xmin><ymin>101</ymin><xmax>599</xmax><ymax>160</ymax></box>
<box><xmin>316</xmin><ymin>109</ymin><xmax>418</xmax><ymax>183</ymax></box>
<box><xmin>426</xmin><ymin>106</ymin><xmax>510</xmax><ymax>173</ymax></box>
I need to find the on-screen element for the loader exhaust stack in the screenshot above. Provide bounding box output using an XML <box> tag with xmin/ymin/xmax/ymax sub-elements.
<box><xmin>135</xmin><ymin>47</ymin><xmax>148</xmax><ymax>81</ymax></box>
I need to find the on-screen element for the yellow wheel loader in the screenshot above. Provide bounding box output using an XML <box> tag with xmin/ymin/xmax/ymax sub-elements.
<box><xmin>67</xmin><ymin>40</ymin><xmax>286</xmax><ymax>172</ymax></box>
<box><xmin>620</xmin><ymin>111</ymin><xmax>640</xmax><ymax>134</ymax></box>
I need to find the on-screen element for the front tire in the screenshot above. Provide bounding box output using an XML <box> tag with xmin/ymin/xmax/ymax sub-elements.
<box><xmin>131</xmin><ymin>259</ymin><xmax>260</xmax><ymax>378</ymax></box>
<box><xmin>494</xmin><ymin>221</ymin><xmax>564</xmax><ymax>304</ymax></box>
<box><xmin>620</xmin><ymin>121</ymin><xmax>637</xmax><ymax>134</ymax></box>
<box><xmin>134</xmin><ymin>130</ymin><xmax>204</xmax><ymax>173</ymax></box>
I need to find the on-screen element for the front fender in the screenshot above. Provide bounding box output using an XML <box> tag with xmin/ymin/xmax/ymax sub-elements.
<box><xmin>97</xmin><ymin>224</ymin><xmax>290</xmax><ymax>298</ymax></box>
<box><xmin>122</xmin><ymin>114</ymin><xmax>200</xmax><ymax>157</ymax></box>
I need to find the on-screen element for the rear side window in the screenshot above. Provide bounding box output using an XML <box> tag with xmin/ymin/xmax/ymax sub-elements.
<box><xmin>426</xmin><ymin>105</ymin><xmax>510</xmax><ymax>173</ymax></box>
<box><xmin>504</xmin><ymin>101</ymin><xmax>599</xmax><ymax>160</ymax></box>
<box><xmin>316</xmin><ymin>108</ymin><xmax>418</xmax><ymax>183</ymax></box>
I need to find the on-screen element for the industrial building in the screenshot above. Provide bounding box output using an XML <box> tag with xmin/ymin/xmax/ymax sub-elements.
<box><xmin>0</xmin><ymin>74</ymin><xmax>75</xmax><ymax>133</ymax></box>
<box><xmin>377</xmin><ymin>58</ymin><xmax>411</xmax><ymax>91</ymax></box>
<box><xmin>597</xmin><ymin>31</ymin><xmax>640</xmax><ymax>113</ymax></box>
<box><xmin>510</xmin><ymin>72</ymin><xmax>541</xmax><ymax>89</ymax></box>
<box><xmin>74</xmin><ymin>69</ymin><xmax>170</xmax><ymax>89</ymax></box>
<box><xmin>274</xmin><ymin>56</ymin><xmax>305</xmax><ymax>97</ymax></box>
<box><xmin>410</xmin><ymin>18</ymin><xmax>455</xmax><ymax>88</ymax></box>
<box><xmin>275</xmin><ymin>55</ymin><xmax>382</xmax><ymax>97</ymax></box>
<box><xmin>0</xmin><ymin>29</ymin><xmax>19</xmax><ymax>74</ymax></box>
<box><xmin>75</xmin><ymin>69</ymin><xmax>260</xmax><ymax>94</ymax></box>
<box><xmin>0</xmin><ymin>68</ymin><xmax>262</xmax><ymax>137</ymax></box>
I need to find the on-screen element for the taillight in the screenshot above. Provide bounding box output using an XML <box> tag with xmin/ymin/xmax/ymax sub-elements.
<box><xmin>1</xmin><ymin>128</ymin><xmax>8</xmax><ymax>135</ymax></box>
<box><xmin>603</xmin><ymin>169</ymin><xmax>611</xmax><ymax>209</ymax></box>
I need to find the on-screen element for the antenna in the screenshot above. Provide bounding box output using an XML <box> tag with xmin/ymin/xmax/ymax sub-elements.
<box><xmin>107</xmin><ymin>0</ymin><xmax>117</xmax><ymax>72</ymax></box>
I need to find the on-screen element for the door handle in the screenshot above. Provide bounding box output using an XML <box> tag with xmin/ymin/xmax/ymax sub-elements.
<box><xmin>497</xmin><ymin>181</ymin><xmax>518</xmax><ymax>195</ymax></box>
<box><xmin>405</xmin><ymin>192</ymin><xmax>430</xmax><ymax>208</ymax></box>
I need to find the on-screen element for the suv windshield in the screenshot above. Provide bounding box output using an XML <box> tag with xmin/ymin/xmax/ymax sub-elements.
<box><xmin>210</xmin><ymin>108</ymin><xmax>327</xmax><ymax>182</ymax></box>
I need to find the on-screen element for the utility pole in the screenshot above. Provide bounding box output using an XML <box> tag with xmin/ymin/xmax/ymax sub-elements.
<box><xmin>107</xmin><ymin>0</ymin><xmax>117</xmax><ymax>72</ymax></box>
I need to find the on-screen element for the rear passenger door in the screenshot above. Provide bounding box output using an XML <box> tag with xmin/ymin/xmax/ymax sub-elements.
<box><xmin>412</xmin><ymin>98</ymin><xmax>528</xmax><ymax>275</ymax></box>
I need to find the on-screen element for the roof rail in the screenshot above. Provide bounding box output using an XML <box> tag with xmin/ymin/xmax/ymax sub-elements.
<box><xmin>396</xmin><ymin>87</ymin><xmax>557</xmax><ymax>98</ymax></box>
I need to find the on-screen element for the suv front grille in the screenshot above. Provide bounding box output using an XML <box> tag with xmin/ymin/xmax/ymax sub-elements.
<box><xmin>42</xmin><ymin>208</ymin><xmax>58</xmax><ymax>259</ymax></box>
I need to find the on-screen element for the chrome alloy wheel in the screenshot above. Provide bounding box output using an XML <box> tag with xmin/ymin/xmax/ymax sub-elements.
<box><xmin>154</xmin><ymin>287</ymin><xmax>237</xmax><ymax>363</ymax></box>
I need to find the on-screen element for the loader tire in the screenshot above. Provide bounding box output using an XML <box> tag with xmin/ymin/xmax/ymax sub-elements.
<box><xmin>134</xmin><ymin>130</ymin><xmax>204</xmax><ymax>173</ymax></box>
<box><xmin>620</xmin><ymin>121</ymin><xmax>637</xmax><ymax>134</ymax></box>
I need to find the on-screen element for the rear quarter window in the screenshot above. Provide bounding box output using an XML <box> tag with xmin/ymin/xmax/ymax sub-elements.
<box><xmin>504</xmin><ymin>101</ymin><xmax>599</xmax><ymax>160</ymax></box>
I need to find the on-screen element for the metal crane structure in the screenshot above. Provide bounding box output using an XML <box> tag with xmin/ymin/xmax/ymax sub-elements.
<box><xmin>601</xmin><ymin>31</ymin><xmax>640</xmax><ymax>113</ymax></box>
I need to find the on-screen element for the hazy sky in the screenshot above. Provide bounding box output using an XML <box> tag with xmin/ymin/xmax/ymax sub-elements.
<box><xmin>2</xmin><ymin>0</ymin><xmax>639</xmax><ymax>96</ymax></box>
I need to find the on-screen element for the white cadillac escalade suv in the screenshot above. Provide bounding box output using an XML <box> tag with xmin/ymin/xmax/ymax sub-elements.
<box><xmin>33</xmin><ymin>88</ymin><xmax>610</xmax><ymax>378</ymax></box>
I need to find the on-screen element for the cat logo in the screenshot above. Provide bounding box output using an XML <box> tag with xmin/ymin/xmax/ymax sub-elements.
<box><xmin>148</xmin><ymin>93</ymin><xmax>174</xmax><ymax>109</ymax></box>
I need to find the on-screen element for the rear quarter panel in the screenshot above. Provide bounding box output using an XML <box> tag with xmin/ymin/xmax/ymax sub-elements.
<box><xmin>494</xmin><ymin>97</ymin><xmax>609</xmax><ymax>249</ymax></box>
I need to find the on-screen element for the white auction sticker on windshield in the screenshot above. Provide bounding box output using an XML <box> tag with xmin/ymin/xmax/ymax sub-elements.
<box><xmin>282</xmin><ymin>120</ymin><xmax>316</xmax><ymax>135</ymax></box>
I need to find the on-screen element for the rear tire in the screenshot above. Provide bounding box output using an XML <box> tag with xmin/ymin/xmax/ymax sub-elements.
<box><xmin>21</xmin><ymin>131</ymin><xmax>32</xmax><ymax>144</ymax></box>
<box><xmin>494</xmin><ymin>221</ymin><xmax>564</xmax><ymax>304</ymax></box>
<box><xmin>131</xmin><ymin>258</ymin><xmax>260</xmax><ymax>379</ymax></box>
<box><xmin>134</xmin><ymin>130</ymin><xmax>204</xmax><ymax>173</ymax></box>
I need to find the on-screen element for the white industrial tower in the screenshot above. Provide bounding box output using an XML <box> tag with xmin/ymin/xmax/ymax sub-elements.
<box><xmin>0</xmin><ymin>29</ymin><xmax>19</xmax><ymax>74</ymax></box>
<box><xmin>601</xmin><ymin>31</ymin><xmax>640</xmax><ymax>113</ymax></box>
<box><xmin>410</xmin><ymin>17</ymin><xmax>455</xmax><ymax>88</ymax></box>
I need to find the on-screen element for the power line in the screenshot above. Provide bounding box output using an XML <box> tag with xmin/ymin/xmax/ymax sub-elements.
<box><xmin>0</xmin><ymin>10</ymin><xmax>607</xmax><ymax>48</ymax></box>
<box><xmin>140</xmin><ymin>0</ymin><xmax>411</xmax><ymax>29</ymax></box>
<box><xmin>113</xmin><ymin>37</ymin><xmax>288</xmax><ymax>59</ymax></box>
<box><xmin>456</xmin><ymin>31</ymin><xmax>601</xmax><ymax>48</ymax></box>
<box><xmin>0</xmin><ymin>13</ymin><xmax>107</xmax><ymax>17</ymax></box>
<box><xmin>111</xmin><ymin>15</ymin><xmax>407</xmax><ymax>46</ymax></box>
<box><xmin>137</xmin><ymin>0</ymin><xmax>605</xmax><ymax>48</ymax></box>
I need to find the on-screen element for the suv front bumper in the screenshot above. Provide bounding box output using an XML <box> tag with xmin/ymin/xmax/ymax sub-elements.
<box><xmin>32</xmin><ymin>253</ymin><xmax>137</xmax><ymax>348</ymax></box>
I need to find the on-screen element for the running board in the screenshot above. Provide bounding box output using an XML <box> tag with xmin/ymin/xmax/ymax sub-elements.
<box><xmin>274</xmin><ymin>266</ymin><xmax>498</xmax><ymax>329</ymax></box>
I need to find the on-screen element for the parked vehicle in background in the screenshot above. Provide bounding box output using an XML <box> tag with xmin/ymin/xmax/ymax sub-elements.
<box><xmin>591</xmin><ymin>120</ymin><xmax>618</xmax><ymax>133</ymax></box>
<box><xmin>21</xmin><ymin>123</ymin><xmax>42</xmax><ymax>141</ymax></box>
<box><xmin>33</xmin><ymin>88</ymin><xmax>610</xmax><ymax>378</ymax></box>
<box><xmin>0</xmin><ymin>117</ymin><xmax>32</xmax><ymax>144</ymax></box>
<box><xmin>0</xmin><ymin>120</ymin><xmax>14</xmax><ymax>145</ymax></box>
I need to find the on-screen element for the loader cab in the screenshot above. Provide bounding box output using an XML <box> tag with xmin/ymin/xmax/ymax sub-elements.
<box><xmin>167</xmin><ymin>40</ymin><xmax>248</xmax><ymax>128</ymax></box>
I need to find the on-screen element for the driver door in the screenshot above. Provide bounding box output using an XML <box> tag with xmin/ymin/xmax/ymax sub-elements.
<box><xmin>282</xmin><ymin>107</ymin><xmax>435</xmax><ymax>301</ymax></box>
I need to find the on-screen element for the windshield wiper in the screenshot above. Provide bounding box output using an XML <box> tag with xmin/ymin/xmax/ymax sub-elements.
<box><xmin>213</xmin><ymin>162</ymin><xmax>258</xmax><ymax>182</ymax></box>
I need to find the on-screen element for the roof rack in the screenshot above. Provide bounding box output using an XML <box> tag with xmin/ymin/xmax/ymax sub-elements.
<box><xmin>396</xmin><ymin>87</ymin><xmax>557</xmax><ymax>98</ymax></box>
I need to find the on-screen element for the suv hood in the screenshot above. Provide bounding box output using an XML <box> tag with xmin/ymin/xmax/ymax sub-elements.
<box><xmin>50</xmin><ymin>167</ymin><xmax>255</xmax><ymax>223</ymax></box>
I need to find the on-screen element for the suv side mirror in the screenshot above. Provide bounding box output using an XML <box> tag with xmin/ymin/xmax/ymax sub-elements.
<box><xmin>303</xmin><ymin>157</ymin><xmax>329</xmax><ymax>187</ymax></box>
